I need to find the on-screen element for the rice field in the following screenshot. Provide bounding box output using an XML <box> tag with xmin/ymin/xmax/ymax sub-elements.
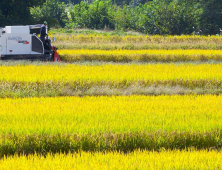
<box><xmin>1</xmin><ymin>95</ymin><xmax>222</xmax><ymax>134</ymax></box>
<box><xmin>1</xmin><ymin>33</ymin><xmax>222</xmax><ymax>168</ymax></box>
<box><xmin>54</xmin><ymin>34</ymin><xmax>222</xmax><ymax>43</ymax></box>
<box><xmin>58</xmin><ymin>49</ymin><xmax>222</xmax><ymax>62</ymax></box>
<box><xmin>1</xmin><ymin>63</ymin><xmax>222</xmax><ymax>85</ymax></box>
<box><xmin>1</xmin><ymin>150</ymin><xmax>222</xmax><ymax>170</ymax></box>
<box><xmin>1</xmin><ymin>63</ymin><xmax>222</xmax><ymax>97</ymax></box>
<box><xmin>0</xmin><ymin>95</ymin><xmax>221</xmax><ymax>156</ymax></box>
<box><xmin>52</xmin><ymin>34</ymin><xmax>222</xmax><ymax>50</ymax></box>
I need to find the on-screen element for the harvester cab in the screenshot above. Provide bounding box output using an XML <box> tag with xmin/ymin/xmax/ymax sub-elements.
<box><xmin>0</xmin><ymin>25</ymin><xmax>60</xmax><ymax>61</ymax></box>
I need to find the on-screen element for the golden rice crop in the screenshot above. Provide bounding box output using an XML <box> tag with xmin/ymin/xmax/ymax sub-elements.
<box><xmin>0</xmin><ymin>95</ymin><xmax>222</xmax><ymax>135</ymax></box>
<box><xmin>52</xmin><ymin>34</ymin><xmax>222</xmax><ymax>50</ymax></box>
<box><xmin>0</xmin><ymin>64</ymin><xmax>222</xmax><ymax>88</ymax></box>
<box><xmin>1</xmin><ymin>150</ymin><xmax>222</xmax><ymax>169</ymax></box>
<box><xmin>2</xmin><ymin>63</ymin><xmax>222</xmax><ymax>97</ymax></box>
<box><xmin>58</xmin><ymin>49</ymin><xmax>222</xmax><ymax>62</ymax></box>
<box><xmin>54</xmin><ymin>34</ymin><xmax>222</xmax><ymax>43</ymax></box>
<box><xmin>0</xmin><ymin>95</ymin><xmax>222</xmax><ymax>155</ymax></box>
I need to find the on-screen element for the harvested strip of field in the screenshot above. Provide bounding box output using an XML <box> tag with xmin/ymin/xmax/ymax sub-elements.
<box><xmin>2</xmin><ymin>83</ymin><xmax>222</xmax><ymax>98</ymax></box>
<box><xmin>1</xmin><ymin>150</ymin><xmax>222</xmax><ymax>169</ymax></box>
<box><xmin>58</xmin><ymin>49</ymin><xmax>222</xmax><ymax>62</ymax></box>
<box><xmin>53</xmin><ymin>34</ymin><xmax>222</xmax><ymax>50</ymax></box>
<box><xmin>0</xmin><ymin>95</ymin><xmax>222</xmax><ymax>156</ymax></box>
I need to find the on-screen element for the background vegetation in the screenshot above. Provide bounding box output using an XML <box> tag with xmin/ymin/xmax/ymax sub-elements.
<box><xmin>1</xmin><ymin>0</ymin><xmax>222</xmax><ymax>35</ymax></box>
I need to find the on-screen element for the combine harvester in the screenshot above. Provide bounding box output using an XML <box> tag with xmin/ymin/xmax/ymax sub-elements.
<box><xmin>0</xmin><ymin>25</ymin><xmax>60</xmax><ymax>61</ymax></box>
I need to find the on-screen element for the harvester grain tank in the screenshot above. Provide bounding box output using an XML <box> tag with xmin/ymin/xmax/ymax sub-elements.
<box><xmin>0</xmin><ymin>25</ymin><xmax>60</xmax><ymax>61</ymax></box>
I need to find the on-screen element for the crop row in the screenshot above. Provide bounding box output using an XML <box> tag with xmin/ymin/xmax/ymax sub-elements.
<box><xmin>1</xmin><ymin>131</ymin><xmax>221</xmax><ymax>157</ymax></box>
<box><xmin>1</xmin><ymin>150</ymin><xmax>222</xmax><ymax>169</ymax></box>
<box><xmin>53</xmin><ymin>34</ymin><xmax>222</xmax><ymax>43</ymax></box>
<box><xmin>52</xmin><ymin>34</ymin><xmax>222</xmax><ymax>50</ymax></box>
<box><xmin>58</xmin><ymin>49</ymin><xmax>222</xmax><ymax>62</ymax></box>
<box><xmin>1</xmin><ymin>95</ymin><xmax>222</xmax><ymax>134</ymax></box>
<box><xmin>0</xmin><ymin>95</ymin><xmax>222</xmax><ymax>155</ymax></box>
<box><xmin>1</xmin><ymin>63</ymin><xmax>222</xmax><ymax>97</ymax></box>
<box><xmin>1</xmin><ymin>64</ymin><xmax>222</xmax><ymax>87</ymax></box>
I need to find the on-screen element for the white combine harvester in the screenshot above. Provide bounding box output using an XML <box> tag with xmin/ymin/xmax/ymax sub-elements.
<box><xmin>0</xmin><ymin>25</ymin><xmax>60</xmax><ymax>61</ymax></box>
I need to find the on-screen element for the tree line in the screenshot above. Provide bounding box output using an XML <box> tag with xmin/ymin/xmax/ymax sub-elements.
<box><xmin>1</xmin><ymin>0</ymin><xmax>222</xmax><ymax>35</ymax></box>
<box><xmin>59</xmin><ymin>0</ymin><xmax>152</xmax><ymax>6</ymax></box>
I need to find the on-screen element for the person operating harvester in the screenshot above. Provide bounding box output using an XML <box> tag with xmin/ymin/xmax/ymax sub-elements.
<box><xmin>40</xmin><ymin>21</ymin><xmax>48</xmax><ymax>45</ymax></box>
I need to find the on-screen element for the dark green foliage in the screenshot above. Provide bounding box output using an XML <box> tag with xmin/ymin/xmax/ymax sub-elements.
<box><xmin>199</xmin><ymin>0</ymin><xmax>222</xmax><ymax>35</ymax></box>
<box><xmin>67</xmin><ymin>0</ymin><xmax>202</xmax><ymax>34</ymax></box>
<box><xmin>0</xmin><ymin>0</ymin><xmax>45</xmax><ymax>26</ymax></box>
<box><xmin>59</xmin><ymin>0</ymin><xmax>152</xmax><ymax>6</ymax></box>
<box><xmin>68</xmin><ymin>0</ymin><xmax>115</xmax><ymax>29</ymax></box>
<box><xmin>1</xmin><ymin>0</ymin><xmax>222</xmax><ymax>35</ymax></box>
<box><xmin>59</xmin><ymin>0</ymin><xmax>82</xmax><ymax>4</ymax></box>
<box><xmin>0</xmin><ymin>130</ymin><xmax>221</xmax><ymax>157</ymax></box>
<box><xmin>138</xmin><ymin>0</ymin><xmax>200</xmax><ymax>35</ymax></box>
<box><xmin>30</xmin><ymin>0</ymin><xmax>68</xmax><ymax>28</ymax></box>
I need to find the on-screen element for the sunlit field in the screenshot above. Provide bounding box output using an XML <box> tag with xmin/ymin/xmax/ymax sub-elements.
<box><xmin>1</xmin><ymin>33</ymin><xmax>222</xmax><ymax>168</ymax></box>
<box><xmin>1</xmin><ymin>150</ymin><xmax>222</xmax><ymax>170</ymax></box>
<box><xmin>58</xmin><ymin>49</ymin><xmax>222</xmax><ymax>62</ymax></box>
<box><xmin>1</xmin><ymin>63</ymin><xmax>222</xmax><ymax>97</ymax></box>
<box><xmin>52</xmin><ymin>34</ymin><xmax>222</xmax><ymax>50</ymax></box>
<box><xmin>1</xmin><ymin>95</ymin><xmax>222</xmax><ymax>134</ymax></box>
<box><xmin>0</xmin><ymin>95</ymin><xmax>221</xmax><ymax>156</ymax></box>
<box><xmin>1</xmin><ymin>63</ymin><xmax>222</xmax><ymax>85</ymax></box>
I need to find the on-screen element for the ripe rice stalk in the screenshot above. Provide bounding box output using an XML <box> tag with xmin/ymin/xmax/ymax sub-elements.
<box><xmin>0</xmin><ymin>95</ymin><xmax>222</xmax><ymax>156</ymax></box>
<box><xmin>58</xmin><ymin>49</ymin><xmax>222</xmax><ymax>62</ymax></box>
<box><xmin>1</xmin><ymin>64</ymin><xmax>222</xmax><ymax>88</ymax></box>
<box><xmin>52</xmin><ymin>34</ymin><xmax>222</xmax><ymax>50</ymax></box>
<box><xmin>1</xmin><ymin>150</ymin><xmax>222</xmax><ymax>169</ymax></box>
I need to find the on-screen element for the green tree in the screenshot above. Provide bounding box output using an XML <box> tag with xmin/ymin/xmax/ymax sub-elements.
<box><xmin>0</xmin><ymin>0</ymin><xmax>45</xmax><ymax>27</ymax></box>
<box><xmin>59</xmin><ymin>0</ymin><xmax>82</xmax><ymax>4</ymax></box>
<box><xmin>68</xmin><ymin>1</ymin><xmax>90</xmax><ymax>28</ymax></box>
<box><xmin>199</xmin><ymin>0</ymin><xmax>222</xmax><ymax>34</ymax></box>
<box><xmin>64</xmin><ymin>0</ymin><xmax>222</xmax><ymax>35</ymax></box>
<box><xmin>114</xmin><ymin>5</ymin><xmax>136</xmax><ymax>31</ymax></box>
<box><xmin>68</xmin><ymin>0</ymin><xmax>115</xmax><ymax>29</ymax></box>
<box><xmin>137</xmin><ymin>0</ymin><xmax>200</xmax><ymax>35</ymax></box>
<box><xmin>30</xmin><ymin>0</ymin><xmax>68</xmax><ymax>27</ymax></box>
